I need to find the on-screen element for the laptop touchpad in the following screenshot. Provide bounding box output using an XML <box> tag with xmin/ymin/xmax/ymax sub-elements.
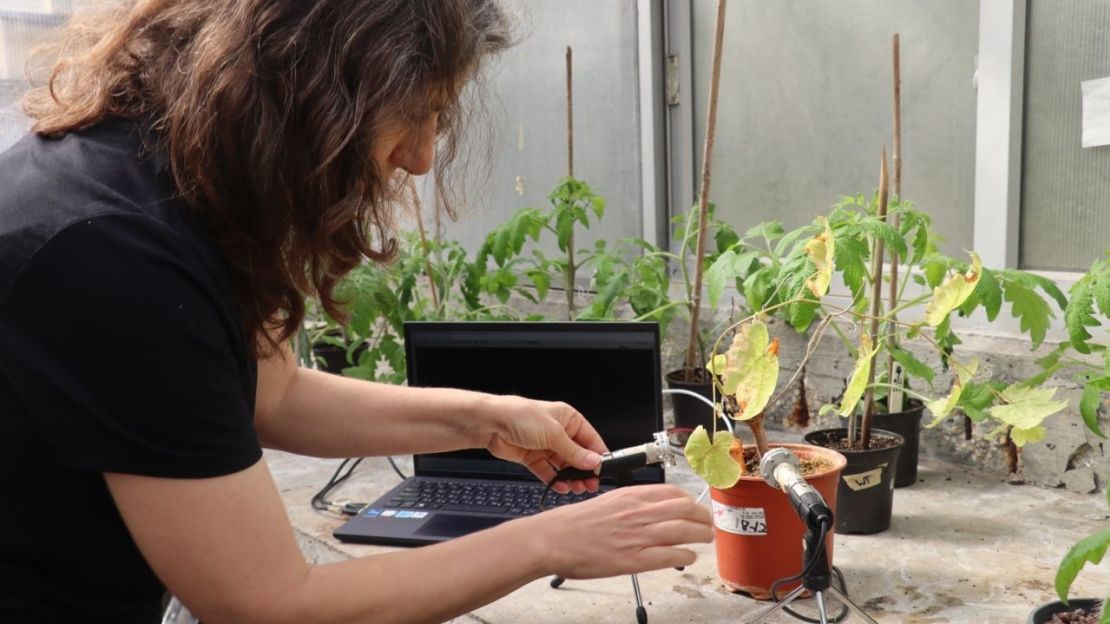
<box><xmin>415</xmin><ymin>514</ymin><xmax>507</xmax><ymax>538</ymax></box>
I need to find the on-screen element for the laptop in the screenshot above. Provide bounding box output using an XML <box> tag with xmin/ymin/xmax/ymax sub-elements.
<box><xmin>334</xmin><ymin>321</ymin><xmax>665</xmax><ymax>546</ymax></box>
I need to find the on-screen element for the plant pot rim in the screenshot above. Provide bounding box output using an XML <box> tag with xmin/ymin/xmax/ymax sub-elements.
<box><xmin>717</xmin><ymin>442</ymin><xmax>847</xmax><ymax>488</ymax></box>
<box><xmin>1029</xmin><ymin>597</ymin><xmax>1103</xmax><ymax>623</ymax></box>
<box><xmin>804</xmin><ymin>427</ymin><xmax>905</xmax><ymax>452</ymax></box>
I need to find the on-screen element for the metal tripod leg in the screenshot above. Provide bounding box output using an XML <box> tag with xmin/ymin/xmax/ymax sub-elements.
<box><xmin>747</xmin><ymin>583</ymin><xmax>880</xmax><ymax>624</ymax></box>
<box><xmin>631</xmin><ymin>574</ymin><xmax>647</xmax><ymax>624</ymax></box>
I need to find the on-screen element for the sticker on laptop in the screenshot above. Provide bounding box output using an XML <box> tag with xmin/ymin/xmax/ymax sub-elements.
<box><xmin>412</xmin><ymin>511</ymin><xmax>429</xmax><ymax>519</ymax></box>
<box><xmin>381</xmin><ymin>510</ymin><xmax>397</xmax><ymax>517</ymax></box>
<box><xmin>362</xmin><ymin>508</ymin><xmax>382</xmax><ymax>518</ymax></box>
<box><xmin>711</xmin><ymin>501</ymin><xmax>768</xmax><ymax>536</ymax></box>
<box><xmin>396</xmin><ymin>511</ymin><xmax>414</xmax><ymax>518</ymax></box>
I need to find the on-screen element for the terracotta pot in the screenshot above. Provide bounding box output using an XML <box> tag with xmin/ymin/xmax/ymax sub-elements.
<box><xmin>710</xmin><ymin>443</ymin><xmax>846</xmax><ymax>600</ymax></box>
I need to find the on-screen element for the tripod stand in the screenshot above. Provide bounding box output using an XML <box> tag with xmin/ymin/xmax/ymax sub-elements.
<box><xmin>749</xmin><ymin>520</ymin><xmax>878</xmax><ymax>624</ymax></box>
<box><xmin>549</xmin><ymin>572</ymin><xmax>655</xmax><ymax>624</ymax></box>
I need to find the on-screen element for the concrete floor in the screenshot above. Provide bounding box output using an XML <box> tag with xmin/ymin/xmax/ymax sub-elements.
<box><xmin>269</xmin><ymin>446</ymin><xmax>1110</xmax><ymax>623</ymax></box>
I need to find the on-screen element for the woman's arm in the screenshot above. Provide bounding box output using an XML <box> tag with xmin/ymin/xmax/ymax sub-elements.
<box><xmin>254</xmin><ymin>346</ymin><xmax>608</xmax><ymax>490</ymax></box>
<box><xmin>105</xmin><ymin>461</ymin><xmax>712</xmax><ymax>624</ymax></box>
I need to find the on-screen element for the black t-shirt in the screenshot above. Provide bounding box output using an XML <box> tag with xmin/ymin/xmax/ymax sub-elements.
<box><xmin>0</xmin><ymin>119</ymin><xmax>262</xmax><ymax>622</ymax></box>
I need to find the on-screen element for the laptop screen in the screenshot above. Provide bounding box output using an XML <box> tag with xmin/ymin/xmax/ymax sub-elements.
<box><xmin>405</xmin><ymin>322</ymin><xmax>664</xmax><ymax>484</ymax></box>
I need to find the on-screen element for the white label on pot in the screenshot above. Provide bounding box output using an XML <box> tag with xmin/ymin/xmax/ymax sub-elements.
<box><xmin>842</xmin><ymin>463</ymin><xmax>887</xmax><ymax>492</ymax></box>
<box><xmin>711</xmin><ymin>501</ymin><xmax>767</xmax><ymax>536</ymax></box>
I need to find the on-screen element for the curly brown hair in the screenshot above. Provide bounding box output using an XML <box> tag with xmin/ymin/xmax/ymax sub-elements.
<box><xmin>23</xmin><ymin>0</ymin><xmax>510</xmax><ymax>357</ymax></box>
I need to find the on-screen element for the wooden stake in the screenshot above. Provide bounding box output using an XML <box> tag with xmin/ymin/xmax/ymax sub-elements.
<box><xmin>887</xmin><ymin>33</ymin><xmax>904</xmax><ymax>412</ymax></box>
<box><xmin>684</xmin><ymin>0</ymin><xmax>728</xmax><ymax>374</ymax></box>
<box><xmin>564</xmin><ymin>46</ymin><xmax>576</xmax><ymax>320</ymax></box>
<box><xmin>407</xmin><ymin>177</ymin><xmax>439</xmax><ymax>310</ymax></box>
<box><xmin>860</xmin><ymin>147</ymin><xmax>889</xmax><ymax>450</ymax></box>
<box><xmin>565</xmin><ymin>46</ymin><xmax>574</xmax><ymax>178</ymax></box>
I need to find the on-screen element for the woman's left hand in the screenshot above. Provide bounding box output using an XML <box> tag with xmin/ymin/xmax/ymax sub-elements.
<box><xmin>480</xmin><ymin>395</ymin><xmax>608</xmax><ymax>494</ymax></box>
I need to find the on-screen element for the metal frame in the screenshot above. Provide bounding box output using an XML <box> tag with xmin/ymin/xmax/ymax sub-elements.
<box><xmin>637</xmin><ymin>0</ymin><xmax>669</xmax><ymax>247</ymax></box>
<box><xmin>662</xmin><ymin>0</ymin><xmax>695</xmax><ymax>242</ymax></box>
<box><xmin>973</xmin><ymin>0</ymin><xmax>1026</xmax><ymax>271</ymax></box>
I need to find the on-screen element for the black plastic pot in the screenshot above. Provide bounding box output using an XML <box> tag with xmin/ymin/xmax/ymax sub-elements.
<box><xmin>312</xmin><ymin>342</ymin><xmax>367</xmax><ymax>375</ymax></box>
<box><xmin>803</xmin><ymin>428</ymin><xmax>903</xmax><ymax>535</ymax></box>
<box><xmin>870</xmin><ymin>402</ymin><xmax>924</xmax><ymax>488</ymax></box>
<box><xmin>1029</xmin><ymin>598</ymin><xmax>1102</xmax><ymax>623</ymax></box>
<box><xmin>665</xmin><ymin>368</ymin><xmax>716</xmax><ymax>431</ymax></box>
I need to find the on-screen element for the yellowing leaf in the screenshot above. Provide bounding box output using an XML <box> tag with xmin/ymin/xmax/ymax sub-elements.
<box><xmin>707</xmin><ymin>354</ymin><xmax>727</xmax><ymax>377</ymax></box>
<box><xmin>924</xmin><ymin>356</ymin><xmax>979</xmax><ymax>427</ymax></box>
<box><xmin>717</xmin><ymin>320</ymin><xmax>780</xmax><ymax>421</ymax></box>
<box><xmin>804</xmin><ymin>217</ymin><xmax>835</xmax><ymax>298</ymax></box>
<box><xmin>988</xmin><ymin>384</ymin><xmax>1069</xmax><ymax>430</ymax></box>
<box><xmin>924</xmin><ymin>251</ymin><xmax>983</xmax><ymax>326</ymax></box>
<box><xmin>683</xmin><ymin>426</ymin><xmax>742</xmax><ymax>489</ymax></box>
<box><xmin>838</xmin><ymin>334</ymin><xmax>877</xmax><ymax>417</ymax></box>
<box><xmin>1010</xmin><ymin>425</ymin><xmax>1046</xmax><ymax>447</ymax></box>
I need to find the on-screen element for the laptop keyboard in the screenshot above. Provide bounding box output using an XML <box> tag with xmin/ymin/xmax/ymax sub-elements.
<box><xmin>383</xmin><ymin>479</ymin><xmax>601</xmax><ymax>516</ymax></box>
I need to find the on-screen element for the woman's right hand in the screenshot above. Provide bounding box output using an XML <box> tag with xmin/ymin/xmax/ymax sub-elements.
<box><xmin>518</xmin><ymin>484</ymin><xmax>714</xmax><ymax>580</ymax></box>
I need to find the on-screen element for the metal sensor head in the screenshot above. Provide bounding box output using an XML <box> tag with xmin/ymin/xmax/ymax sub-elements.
<box><xmin>759</xmin><ymin>447</ymin><xmax>799</xmax><ymax>489</ymax></box>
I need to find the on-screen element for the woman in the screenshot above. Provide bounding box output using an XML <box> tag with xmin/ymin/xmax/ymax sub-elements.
<box><xmin>0</xmin><ymin>1</ymin><xmax>713</xmax><ymax>622</ymax></box>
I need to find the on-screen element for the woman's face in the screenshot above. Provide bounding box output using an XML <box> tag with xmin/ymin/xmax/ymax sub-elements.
<box><xmin>374</xmin><ymin>111</ymin><xmax>440</xmax><ymax>180</ymax></box>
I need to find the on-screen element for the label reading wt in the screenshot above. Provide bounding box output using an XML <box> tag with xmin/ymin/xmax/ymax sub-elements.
<box><xmin>842</xmin><ymin>463</ymin><xmax>888</xmax><ymax>492</ymax></box>
<box><xmin>711</xmin><ymin>501</ymin><xmax>768</xmax><ymax>536</ymax></box>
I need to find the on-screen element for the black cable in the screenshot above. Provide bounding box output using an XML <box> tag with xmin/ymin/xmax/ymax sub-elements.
<box><xmin>387</xmin><ymin>456</ymin><xmax>407</xmax><ymax>480</ymax></box>
<box><xmin>311</xmin><ymin>457</ymin><xmax>364</xmax><ymax>513</ymax></box>
<box><xmin>768</xmin><ymin>518</ymin><xmax>851</xmax><ymax>624</ymax></box>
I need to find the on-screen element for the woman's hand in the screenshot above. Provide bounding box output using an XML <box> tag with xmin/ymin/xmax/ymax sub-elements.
<box><xmin>517</xmin><ymin>484</ymin><xmax>714</xmax><ymax>579</ymax></box>
<box><xmin>479</xmin><ymin>395</ymin><xmax>608</xmax><ymax>494</ymax></box>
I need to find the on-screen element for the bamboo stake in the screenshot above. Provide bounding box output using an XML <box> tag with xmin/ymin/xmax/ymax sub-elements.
<box><xmin>684</xmin><ymin>0</ymin><xmax>728</xmax><ymax>376</ymax></box>
<box><xmin>860</xmin><ymin>148</ymin><xmax>890</xmax><ymax>450</ymax></box>
<box><xmin>564</xmin><ymin>46</ymin><xmax>576</xmax><ymax>320</ymax></box>
<box><xmin>407</xmin><ymin>177</ymin><xmax>439</xmax><ymax>310</ymax></box>
<box><xmin>887</xmin><ymin>33</ymin><xmax>904</xmax><ymax>412</ymax></box>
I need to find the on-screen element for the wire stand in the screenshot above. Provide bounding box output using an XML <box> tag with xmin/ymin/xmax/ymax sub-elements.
<box><xmin>749</xmin><ymin>522</ymin><xmax>878</xmax><ymax>624</ymax></box>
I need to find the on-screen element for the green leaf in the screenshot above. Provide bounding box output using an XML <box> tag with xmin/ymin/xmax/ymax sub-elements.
<box><xmin>989</xmin><ymin>384</ymin><xmax>1068</xmax><ymax>433</ymax></box>
<box><xmin>922</xmin><ymin>255</ymin><xmax>949</xmax><ymax>289</ymax></box>
<box><xmin>742</xmin><ymin>266</ymin><xmax>775</xmax><ymax>311</ymax></box>
<box><xmin>1004</xmin><ymin>279</ymin><xmax>1055</xmax><ymax>350</ymax></box>
<box><xmin>706</xmin><ymin>250</ymin><xmax>737</xmax><ymax>309</ymax></box>
<box><xmin>715</xmin><ymin>226</ymin><xmax>740</xmax><ymax>254</ymax></box>
<box><xmin>1011</xmin><ymin>425</ymin><xmax>1046</xmax><ymax>446</ymax></box>
<box><xmin>968</xmin><ymin>267</ymin><xmax>1003</xmax><ymax>321</ymax></box>
<box><xmin>818</xmin><ymin>404</ymin><xmax>836</xmax><ymax>416</ymax></box>
<box><xmin>838</xmin><ymin>334</ymin><xmax>877</xmax><ymax>417</ymax></box>
<box><xmin>1091</xmin><ymin>376</ymin><xmax>1110</xmax><ymax>391</ymax></box>
<box><xmin>526</xmin><ymin>270</ymin><xmax>551</xmax><ymax>302</ymax></box>
<box><xmin>835</xmin><ymin>236</ymin><xmax>869</xmax><ymax>300</ymax></box>
<box><xmin>773</xmin><ymin>225</ymin><xmax>816</xmax><ymax>260</ymax></box>
<box><xmin>684</xmin><ymin>426</ymin><xmax>742</xmax><ymax>489</ymax></box>
<box><xmin>1067</xmin><ymin>274</ymin><xmax>1101</xmax><ymax>355</ymax></box>
<box><xmin>745</xmin><ymin>221</ymin><xmax>784</xmax><ymax>242</ymax></box>
<box><xmin>803</xmin><ymin>217</ymin><xmax>835</xmax><ymax>298</ymax></box>
<box><xmin>958</xmin><ymin>381</ymin><xmax>996</xmax><ymax>422</ymax></box>
<box><xmin>925</xmin><ymin>357</ymin><xmax>979</xmax><ymax>427</ymax></box>
<box><xmin>1056</xmin><ymin>528</ymin><xmax>1110</xmax><ymax>602</ymax></box>
<box><xmin>716</xmin><ymin>320</ymin><xmax>780</xmax><ymax>420</ymax></box>
<box><xmin>1095</xmin><ymin>266</ymin><xmax>1110</xmax><ymax>317</ymax></box>
<box><xmin>859</xmin><ymin>218</ymin><xmax>908</xmax><ymax>259</ymax></box>
<box><xmin>924</xmin><ymin>251</ymin><xmax>982</xmax><ymax>326</ymax></box>
<box><xmin>1080</xmin><ymin>384</ymin><xmax>1107</xmax><ymax>439</ymax></box>
<box><xmin>889</xmin><ymin>346</ymin><xmax>935</xmax><ymax>387</ymax></box>
<box><xmin>1027</xmin><ymin>272</ymin><xmax>1069</xmax><ymax>311</ymax></box>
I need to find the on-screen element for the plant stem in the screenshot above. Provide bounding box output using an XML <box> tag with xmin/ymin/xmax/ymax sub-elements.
<box><xmin>684</xmin><ymin>0</ymin><xmax>727</xmax><ymax>376</ymax></box>
<box><xmin>407</xmin><ymin>177</ymin><xmax>440</xmax><ymax>310</ymax></box>
<box><xmin>859</xmin><ymin>148</ymin><xmax>890</xmax><ymax>450</ymax></box>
